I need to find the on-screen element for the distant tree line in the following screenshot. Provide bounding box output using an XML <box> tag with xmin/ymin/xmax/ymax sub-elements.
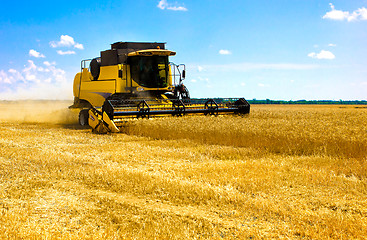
<box><xmin>191</xmin><ymin>98</ymin><xmax>367</xmax><ymax>105</ymax></box>
<box><xmin>247</xmin><ymin>99</ymin><xmax>367</xmax><ymax>105</ymax></box>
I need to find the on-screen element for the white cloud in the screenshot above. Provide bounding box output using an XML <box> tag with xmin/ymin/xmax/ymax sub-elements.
<box><xmin>0</xmin><ymin>81</ymin><xmax>72</xmax><ymax>100</ymax></box>
<box><xmin>21</xmin><ymin>60</ymin><xmax>65</xmax><ymax>83</ymax></box>
<box><xmin>348</xmin><ymin>7</ymin><xmax>367</xmax><ymax>21</ymax></box>
<box><xmin>157</xmin><ymin>0</ymin><xmax>187</xmax><ymax>11</ymax></box>
<box><xmin>240</xmin><ymin>82</ymin><xmax>246</xmax><ymax>86</ymax></box>
<box><xmin>323</xmin><ymin>3</ymin><xmax>367</xmax><ymax>22</ymax></box>
<box><xmin>25</xmin><ymin>74</ymin><xmax>37</xmax><ymax>81</ymax></box>
<box><xmin>328</xmin><ymin>43</ymin><xmax>337</xmax><ymax>47</ymax></box>
<box><xmin>219</xmin><ymin>49</ymin><xmax>231</xmax><ymax>55</ymax></box>
<box><xmin>57</xmin><ymin>50</ymin><xmax>76</xmax><ymax>55</ymax></box>
<box><xmin>43</xmin><ymin>61</ymin><xmax>55</xmax><ymax>66</ymax></box>
<box><xmin>167</xmin><ymin>6</ymin><xmax>187</xmax><ymax>11</ymax></box>
<box><xmin>74</xmin><ymin>43</ymin><xmax>84</xmax><ymax>50</ymax></box>
<box><xmin>50</xmin><ymin>35</ymin><xmax>84</xmax><ymax>50</ymax></box>
<box><xmin>1</xmin><ymin>69</ymin><xmax>25</xmax><ymax>84</ymax></box>
<box><xmin>0</xmin><ymin>70</ymin><xmax>12</xmax><ymax>84</ymax></box>
<box><xmin>308</xmin><ymin>50</ymin><xmax>335</xmax><ymax>60</ymax></box>
<box><xmin>23</xmin><ymin>60</ymin><xmax>37</xmax><ymax>72</ymax></box>
<box><xmin>50</xmin><ymin>35</ymin><xmax>74</xmax><ymax>47</ymax></box>
<box><xmin>23</xmin><ymin>60</ymin><xmax>40</xmax><ymax>83</ymax></box>
<box><xmin>29</xmin><ymin>49</ymin><xmax>45</xmax><ymax>58</ymax></box>
<box><xmin>190</xmin><ymin>79</ymin><xmax>197</xmax><ymax>83</ymax></box>
<box><xmin>359</xmin><ymin>8</ymin><xmax>367</xmax><ymax>20</ymax></box>
<box><xmin>323</xmin><ymin>3</ymin><xmax>349</xmax><ymax>21</ymax></box>
<box><xmin>157</xmin><ymin>0</ymin><xmax>166</xmax><ymax>9</ymax></box>
<box><xmin>37</xmin><ymin>67</ymin><xmax>45</xmax><ymax>72</ymax></box>
<box><xmin>0</xmin><ymin>60</ymin><xmax>70</xmax><ymax>100</ymax></box>
<box><xmin>197</xmin><ymin>66</ymin><xmax>204</xmax><ymax>72</ymax></box>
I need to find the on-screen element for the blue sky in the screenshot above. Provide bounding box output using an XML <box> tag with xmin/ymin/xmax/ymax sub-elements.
<box><xmin>0</xmin><ymin>0</ymin><xmax>366</xmax><ymax>100</ymax></box>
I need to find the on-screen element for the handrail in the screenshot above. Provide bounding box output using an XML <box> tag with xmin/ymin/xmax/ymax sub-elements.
<box><xmin>169</xmin><ymin>63</ymin><xmax>185</xmax><ymax>86</ymax></box>
<box><xmin>81</xmin><ymin>59</ymin><xmax>93</xmax><ymax>70</ymax></box>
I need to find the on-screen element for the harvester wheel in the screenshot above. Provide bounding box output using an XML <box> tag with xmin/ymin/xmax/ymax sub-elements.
<box><xmin>79</xmin><ymin>109</ymin><xmax>90</xmax><ymax>126</ymax></box>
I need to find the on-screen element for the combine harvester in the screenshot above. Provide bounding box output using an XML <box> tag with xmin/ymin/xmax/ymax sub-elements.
<box><xmin>69</xmin><ymin>42</ymin><xmax>250</xmax><ymax>133</ymax></box>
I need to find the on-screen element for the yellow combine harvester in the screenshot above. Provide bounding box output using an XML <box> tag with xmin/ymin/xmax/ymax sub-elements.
<box><xmin>69</xmin><ymin>42</ymin><xmax>250</xmax><ymax>133</ymax></box>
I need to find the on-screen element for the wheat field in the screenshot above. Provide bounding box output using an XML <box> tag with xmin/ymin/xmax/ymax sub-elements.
<box><xmin>0</xmin><ymin>101</ymin><xmax>366</xmax><ymax>239</ymax></box>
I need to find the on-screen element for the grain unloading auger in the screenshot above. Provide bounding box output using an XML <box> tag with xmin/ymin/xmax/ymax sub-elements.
<box><xmin>69</xmin><ymin>42</ymin><xmax>250</xmax><ymax>133</ymax></box>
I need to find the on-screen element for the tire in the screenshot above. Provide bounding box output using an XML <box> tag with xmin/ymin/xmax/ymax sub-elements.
<box><xmin>79</xmin><ymin>109</ymin><xmax>90</xmax><ymax>126</ymax></box>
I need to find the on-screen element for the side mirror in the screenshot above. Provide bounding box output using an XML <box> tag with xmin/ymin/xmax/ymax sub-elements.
<box><xmin>182</xmin><ymin>70</ymin><xmax>186</xmax><ymax>79</ymax></box>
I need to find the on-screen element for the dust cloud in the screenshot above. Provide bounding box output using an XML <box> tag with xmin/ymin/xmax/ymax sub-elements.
<box><xmin>0</xmin><ymin>100</ymin><xmax>79</xmax><ymax>125</ymax></box>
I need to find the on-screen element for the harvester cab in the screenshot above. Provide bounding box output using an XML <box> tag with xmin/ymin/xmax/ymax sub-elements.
<box><xmin>69</xmin><ymin>42</ymin><xmax>250</xmax><ymax>133</ymax></box>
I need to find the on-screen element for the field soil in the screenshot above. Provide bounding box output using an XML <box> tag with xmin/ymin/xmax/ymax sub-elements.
<box><xmin>0</xmin><ymin>101</ymin><xmax>366</xmax><ymax>239</ymax></box>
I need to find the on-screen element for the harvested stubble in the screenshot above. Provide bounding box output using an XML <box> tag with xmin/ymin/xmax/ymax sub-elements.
<box><xmin>0</xmin><ymin>102</ymin><xmax>366</xmax><ymax>239</ymax></box>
